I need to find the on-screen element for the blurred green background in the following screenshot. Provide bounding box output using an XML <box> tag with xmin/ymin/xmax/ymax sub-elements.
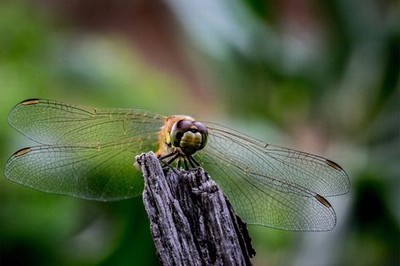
<box><xmin>0</xmin><ymin>0</ymin><xmax>398</xmax><ymax>265</ymax></box>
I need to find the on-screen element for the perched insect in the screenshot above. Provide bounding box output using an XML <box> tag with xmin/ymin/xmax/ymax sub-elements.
<box><xmin>5</xmin><ymin>99</ymin><xmax>350</xmax><ymax>231</ymax></box>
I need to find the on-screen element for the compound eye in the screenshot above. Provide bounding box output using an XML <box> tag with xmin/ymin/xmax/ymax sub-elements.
<box><xmin>170</xmin><ymin>119</ymin><xmax>193</xmax><ymax>147</ymax></box>
<box><xmin>193</xmin><ymin>121</ymin><xmax>208</xmax><ymax>149</ymax></box>
<box><xmin>176</xmin><ymin>119</ymin><xmax>193</xmax><ymax>131</ymax></box>
<box><xmin>193</xmin><ymin>122</ymin><xmax>207</xmax><ymax>135</ymax></box>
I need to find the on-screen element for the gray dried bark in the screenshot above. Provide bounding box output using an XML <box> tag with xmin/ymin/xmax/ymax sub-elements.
<box><xmin>136</xmin><ymin>152</ymin><xmax>255</xmax><ymax>266</ymax></box>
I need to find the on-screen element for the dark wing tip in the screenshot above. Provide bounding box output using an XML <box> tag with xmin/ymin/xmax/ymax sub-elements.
<box><xmin>4</xmin><ymin>147</ymin><xmax>32</xmax><ymax>181</ymax></box>
<box><xmin>20</xmin><ymin>99</ymin><xmax>41</xmax><ymax>106</ymax></box>
<box><xmin>12</xmin><ymin>147</ymin><xmax>32</xmax><ymax>157</ymax></box>
<box><xmin>315</xmin><ymin>194</ymin><xmax>333</xmax><ymax>208</ymax></box>
<box><xmin>325</xmin><ymin>158</ymin><xmax>344</xmax><ymax>171</ymax></box>
<box><xmin>325</xmin><ymin>158</ymin><xmax>351</xmax><ymax>194</ymax></box>
<box><xmin>8</xmin><ymin>99</ymin><xmax>45</xmax><ymax>128</ymax></box>
<box><xmin>315</xmin><ymin>194</ymin><xmax>337</xmax><ymax>231</ymax></box>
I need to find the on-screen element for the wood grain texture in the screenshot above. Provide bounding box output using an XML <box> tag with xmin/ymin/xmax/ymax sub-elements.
<box><xmin>136</xmin><ymin>152</ymin><xmax>255</xmax><ymax>266</ymax></box>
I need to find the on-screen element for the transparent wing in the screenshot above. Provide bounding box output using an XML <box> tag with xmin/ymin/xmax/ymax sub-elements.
<box><xmin>197</xmin><ymin>122</ymin><xmax>350</xmax><ymax>231</ymax></box>
<box><xmin>5</xmin><ymin>99</ymin><xmax>164</xmax><ymax>200</ymax></box>
<box><xmin>8</xmin><ymin>99</ymin><xmax>165</xmax><ymax>146</ymax></box>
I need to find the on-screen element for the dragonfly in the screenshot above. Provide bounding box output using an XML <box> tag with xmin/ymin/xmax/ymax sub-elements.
<box><xmin>4</xmin><ymin>99</ymin><xmax>350</xmax><ymax>231</ymax></box>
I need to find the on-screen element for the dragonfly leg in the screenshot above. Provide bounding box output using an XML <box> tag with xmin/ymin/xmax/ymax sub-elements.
<box><xmin>159</xmin><ymin>152</ymin><xmax>180</xmax><ymax>171</ymax></box>
<box><xmin>188</xmin><ymin>156</ymin><xmax>201</xmax><ymax>168</ymax></box>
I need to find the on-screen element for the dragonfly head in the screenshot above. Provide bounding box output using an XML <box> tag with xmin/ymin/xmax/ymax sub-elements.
<box><xmin>169</xmin><ymin>118</ymin><xmax>208</xmax><ymax>156</ymax></box>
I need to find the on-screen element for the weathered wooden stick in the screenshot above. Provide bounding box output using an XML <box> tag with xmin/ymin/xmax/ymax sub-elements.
<box><xmin>136</xmin><ymin>152</ymin><xmax>255</xmax><ymax>266</ymax></box>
